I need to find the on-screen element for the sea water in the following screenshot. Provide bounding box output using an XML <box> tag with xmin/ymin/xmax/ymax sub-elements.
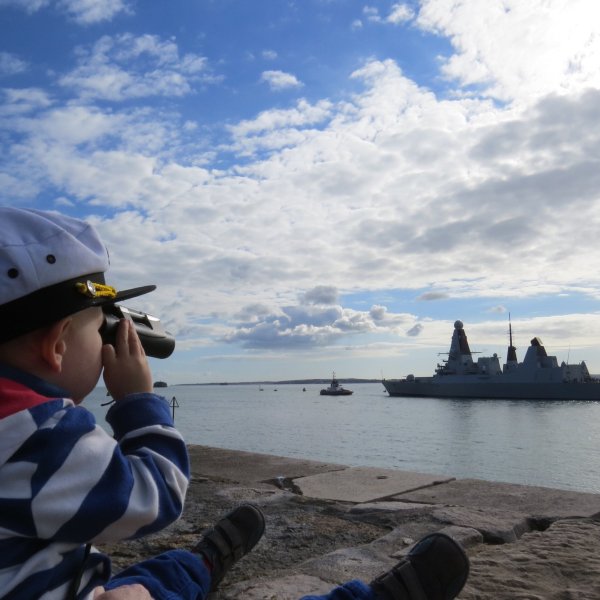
<box><xmin>86</xmin><ymin>383</ymin><xmax>600</xmax><ymax>494</ymax></box>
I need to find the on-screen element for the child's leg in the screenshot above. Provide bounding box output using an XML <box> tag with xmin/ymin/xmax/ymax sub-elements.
<box><xmin>369</xmin><ymin>533</ymin><xmax>470</xmax><ymax>600</ymax></box>
<box><xmin>300</xmin><ymin>579</ymin><xmax>377</xmax><ymax>600</ymax></box>
<box><xmin>302</xmin><ymin>532</ymin><xmax>470</xmax><ymax>600</ymax></box>
<box><xmin>102</xmin><ymin>503</ymin><xmax>265</xmax><ymax>600</ymax></box>
<box><xmin>103</xmin><ymin>549</ymin><xmax>210</xmax><ymax>600</ymax></box>
<box><xmin>92</xmin><ymin>583</ymin><xmax>155</xmax><ymax>599</ymax></box>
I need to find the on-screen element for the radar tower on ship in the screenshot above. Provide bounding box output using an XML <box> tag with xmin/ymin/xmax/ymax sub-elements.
<box><xmin>506</xmin><ymin>313</ymin><xmax>518</xmax><ymax>365</ymax></box>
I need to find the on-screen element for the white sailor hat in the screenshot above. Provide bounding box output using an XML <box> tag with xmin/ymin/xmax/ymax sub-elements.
<box><xmin>0</xmin><ymin>207</ymin><xmax>155</xmax><ymax>343</ymax></box>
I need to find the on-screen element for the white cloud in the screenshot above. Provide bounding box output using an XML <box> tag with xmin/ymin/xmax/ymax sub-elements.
<box><xmin>0</xmin><ymin>52</ymin><xmax>27</xmax><ymax>76</ymax></box>
<box><xmin>0</xmin><ymin>0</ymin><xmax>130</xmax><ymax>22</ymax></box>
<box><xmin>369</xmin><ymin>305</ymin><xmax>387</xmax><ymax>320</ymax></box>
<box><xmin>487</xmin><ymin>305</ymin><xmax>508</xmax><ymax>314</ymax></box>
<box><xmin>0</xmin><ymin>171</ymin><xmax>39</xmax><ymax>198</ymax></box>
<box><xmin>362</xmin><ymin>3</ymin><xmax>413</xmax><ymax>25</ymax></box>
<box><xmin>363</xmin><ymin>6</ymin><xmax>381</xmax><ymax>23</ymax></box>
<box><xmin>229</xmin><ymin>99</ymin><xmax>332</xmax><ymax>137</ymax></box>
<box><xmin>417</xmin><ymin>292</ymin><xmax>450</xmax><ymax>302</ymax></box>
<box><xmin>57</xmin><ymin>0</ymin><xmax>131</xmax><ymax>24</ymax></box>
<box><xmin>226</xmin><ymin>98</ymin><xmax>333</xmax><ymax>155</ymax></box>
<box><xmin>59</xmin><ymin>34</ymin><xmax>211</xmax><ymax>100</ymax></box>
<box><xmin>222</xmin><ymin>300</ymin><xmax>414</xmax><ymax>349</ymax></box>
<box><xmin>301</xmin><ymin>286</ymin><xmax>339</xmax><ymax>305</ymax></box>
<box><xmin>0</xmin><ymin>0</ymin><xmax>49</xmax><ymax>12</ymax></box>
<box><xmin>262</xmin><ymin>49</ymin><xmax>278</xmax><ymax>60</ymax></box>
<box><xmin>0</xmin><ymin>88</ymin><xmax>52</xmax><ymax>116</ymax></box>
<box><xmin>416</xmin><ymin>0</ymin><xmax>600</xmax><ymax>103</ymax></box>
<box><xmin>260</xmin><ymin>69</ymin><xmax>303</xmax><ymax>91</ymax></box>
<box><xmin>406</xmin><ymin>323</ymin><xmax>424</xmax><ymax>336</ymax></box>
<box><xmin>387</xmin><ymin>3</ymin><xmax>414</xmax><ymax>24</ymax></box>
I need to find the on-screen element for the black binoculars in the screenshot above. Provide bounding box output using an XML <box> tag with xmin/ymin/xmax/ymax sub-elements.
<box><xmin>101</xmin><ymin>305</ymin><xmax>175</xmax><ymax>359</ymax></box>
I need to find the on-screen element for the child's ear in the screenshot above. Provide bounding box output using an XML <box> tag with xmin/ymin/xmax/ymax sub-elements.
<box><xmin>40</xmin><ymin>317</ymin><xmax>71</xmax><ymax>372</ymax></box>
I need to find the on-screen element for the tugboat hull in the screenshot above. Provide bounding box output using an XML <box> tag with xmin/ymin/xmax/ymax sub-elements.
<box><xmin>320</xmin><ymin>372</ymin><xmax>353</xmax><ymax>395</ymax></box>
<box><xmin>320</xmin><ymin>389</ymin><xmax>353</xmax><ymax>396</ymax></box>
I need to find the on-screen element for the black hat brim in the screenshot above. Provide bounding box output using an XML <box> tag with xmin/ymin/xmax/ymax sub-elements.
<box><xmin>0</xmin><ymin>274</ymin><xmax>156</xmax><ymax>344</ymax></box>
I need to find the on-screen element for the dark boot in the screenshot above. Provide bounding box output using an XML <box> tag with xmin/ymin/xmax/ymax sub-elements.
<box><xmin>370</xmin><ymin>533</ymin><xmax>470</xmax><ymax>600</ymax></box>
<box><xmin>193</xmin><ymin>503</ymin><xmax>265</xmax><ymax>592</ymax></box>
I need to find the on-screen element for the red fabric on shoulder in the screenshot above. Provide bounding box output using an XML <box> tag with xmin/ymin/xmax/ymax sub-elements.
<box><xmin>0</xmin><ymin>377</ymin><xmax>50</xmax><ymax>418</ymax></box>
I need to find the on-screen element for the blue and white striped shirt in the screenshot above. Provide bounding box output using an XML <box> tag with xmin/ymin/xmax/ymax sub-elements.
<box><xmin>0</xmin><ymin>364</ymin><xmax>189</xmax><ymax>599</ymax></box>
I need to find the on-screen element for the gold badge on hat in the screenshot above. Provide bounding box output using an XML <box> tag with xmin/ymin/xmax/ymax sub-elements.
<box><xmin>75</xmin><ymin>280</ymin><xmax>117</xmax><ymax>299</ymax></box>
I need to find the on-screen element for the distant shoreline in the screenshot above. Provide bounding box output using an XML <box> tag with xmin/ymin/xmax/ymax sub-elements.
<box><xmin>176</xmin><ymin>378</ymin><xmax>382</xmax><ymax>386</ymax></box>
<box><xmin>97</xmin><ymin>379</ymin><xmax>383</xmax><ymax>390</ymax></box>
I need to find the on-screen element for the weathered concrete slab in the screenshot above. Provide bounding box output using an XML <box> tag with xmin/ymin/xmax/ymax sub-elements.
<box><xmin>349</xmin><ymin>501</ymin><xmax>432</xmax><ymax>514</ymax></box>
<box><xmin>459</xmin><ymin>519</ymin><xmax>600</xmax><ymax>600</ymax></box>
<box><xmin>294</xmin><ymin>467</ymin><xmax>454</xmax><ymax>503</ymax></box>
<box><xmin>187</xmin><ymin>445</ymin><xmax>346</xmax><ymax>484</ymax></box>
<box><xmin>297</xmin><ymin>544</ymin><xmax>394</xmax><ymax>587</ymax></box>
<box><xmin>396</xmin><ymin>478</ymin><xmax>600</xmax><ymax>519</ymax></box>
<box><xmin>217</xmin><ymin>573</ymin><xmax>334</xmax><ymax>599</ymax></box>
<box><xmin>436</xmin><ymin>525</ymin><xmax>483</xmax><ymax>550</ymax></box>
<box><xmin>433</xmin><ymin>505</ymin><xmax>531</xmax><ymax>543</ymax></box>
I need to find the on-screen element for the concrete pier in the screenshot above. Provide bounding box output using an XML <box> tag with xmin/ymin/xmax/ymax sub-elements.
<box><xmin>100</xmin><ymin>445</ymin><xmax>600</xmax><ymax>599</ymax></box>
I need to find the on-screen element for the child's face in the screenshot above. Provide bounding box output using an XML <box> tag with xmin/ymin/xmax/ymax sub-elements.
<box><xmin>60</xmin><ymin>307</ymin><xmax>105</xmax><ymax>403</ymax></box>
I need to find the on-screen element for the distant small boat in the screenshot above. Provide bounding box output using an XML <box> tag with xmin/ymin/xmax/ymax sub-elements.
<box><xmin>320</xmin><ymin>373</ymin><xmax>353</xmax><ymax>396</ymax></box>
<box><xmin>153</xmin><ymin>381</ymin><xmax>168</xmax><ymax>388</ymax></box>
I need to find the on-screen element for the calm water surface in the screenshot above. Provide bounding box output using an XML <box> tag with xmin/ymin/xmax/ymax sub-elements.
<box><xmin>86</xmin><ymin>383</ymin><xmax>600</xmax><ymax>494</ymax></box>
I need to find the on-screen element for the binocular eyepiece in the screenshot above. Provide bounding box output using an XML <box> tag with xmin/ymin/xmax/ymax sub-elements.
<box><xmin>100</xmin><ymin>305</ymin><xmax>175</xmax><ymax>359</ymax></box>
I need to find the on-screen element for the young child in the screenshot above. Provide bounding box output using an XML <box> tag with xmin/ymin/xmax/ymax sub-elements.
<box><xmin>0</xmin><ymin>207</ymin><xmax>469</xmax><ymax>600</ymax></box>
<box><xmin>0</xmin><ymin>207</ymin><xmax>265</xmax><ymax>599</ymax></box>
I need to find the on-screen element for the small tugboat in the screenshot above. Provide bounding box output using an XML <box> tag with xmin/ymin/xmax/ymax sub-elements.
<box><xmin>320</xmin><ymin>373</ymin><xmax>353</xmax><ymax>396</ymax></box>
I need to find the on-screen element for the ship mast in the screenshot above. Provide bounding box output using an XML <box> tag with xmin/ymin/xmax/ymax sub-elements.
<box><xmin>506</xmin><ymin>313</ymin><xmax>518</xmax><ymax>363</ymax></box>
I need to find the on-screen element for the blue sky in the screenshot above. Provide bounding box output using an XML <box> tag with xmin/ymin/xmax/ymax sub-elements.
<box><xmin>3</xmin><ymin>0</ymin><xmax>600</xmax><ymax>383</ymax></box>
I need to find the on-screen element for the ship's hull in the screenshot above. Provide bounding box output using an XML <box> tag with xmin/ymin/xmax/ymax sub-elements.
<box><xmin>320</xmin><ymin>389</ymin><xmax>353</xmax><ymax>396</ymax></box>
<box><xmin>383</xmin><ymin>377</ymin><xmax>600</xmax><ymax>400</ymax></box>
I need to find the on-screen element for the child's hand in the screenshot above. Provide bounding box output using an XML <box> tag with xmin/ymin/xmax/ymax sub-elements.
<box><xmin>93</xmin><ymin>584</ymin><xmax>154</xmax><ymax>599</ymax></box>
<box><xmin>102</xmin><ymin>318</ymin><xmax>153</xmax><ymax>401</ymax></box>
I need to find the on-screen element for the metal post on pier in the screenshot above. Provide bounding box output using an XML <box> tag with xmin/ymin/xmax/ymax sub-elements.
<box><xmin>169</xmin><ymin>396</ymin><xmax>179</xmax><ymax>421</ymax></box>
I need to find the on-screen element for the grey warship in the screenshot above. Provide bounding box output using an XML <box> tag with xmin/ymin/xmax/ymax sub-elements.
<box><xmin>383</xmin><ymin>320</ymin><xmax>600</xmax><ymax>400</ymax></box>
